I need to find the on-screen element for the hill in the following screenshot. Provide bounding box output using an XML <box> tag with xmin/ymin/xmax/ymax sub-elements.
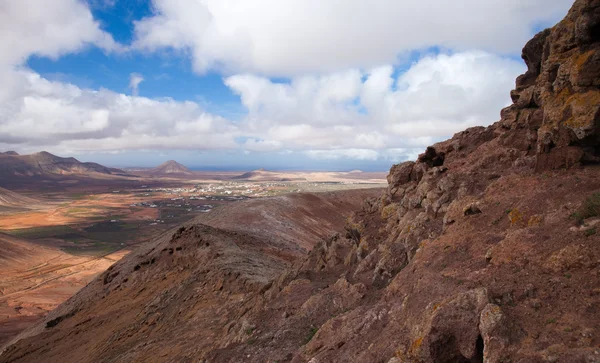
<box><xmin>0</xmin><ymin>151</ymin><xmax>126</xmax><ymax>178</ymax></box>
<box><xmin>0</xmin><ymin>233</ymin><xmax>60</xmax><ymax>271</ymax></box>
<box><xmin>148</xmin><ymin>160</ymin><xmax>193</xmax><ymax>175</ymax></box>
<box><xmin>0</xmin><ymin>233</ymin><xmax>127</xmax><ymax>347</ymax></box>
<box><xmin>1</xmin><ymin>1</ymin><xmax>599</xmax><ymax>362</ymax></box>
<box><xmin>0</xmin><ymin>187</ymin><xmax>39</xmax><ymax>209</ymax></box>
<box><xmin>233</xmin><ymin>169</ymin><xmax>306</xmax><ymax>181</ymax></box>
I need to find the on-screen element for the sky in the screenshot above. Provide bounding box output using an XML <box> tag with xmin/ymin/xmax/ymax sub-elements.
<box><xmin>0</xmin><ymin>0</ymin><xmax>574</xmax><ymax>171</ymax></box>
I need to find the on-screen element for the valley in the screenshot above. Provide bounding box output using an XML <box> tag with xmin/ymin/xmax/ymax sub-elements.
<box><xmin>0</xmin><ymin>161</ymin><xmax>386</xmax><ymax>348</ymax></box>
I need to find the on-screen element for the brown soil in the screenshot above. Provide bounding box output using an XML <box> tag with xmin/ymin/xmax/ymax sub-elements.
<box><xmin>0</xmin><ymin>233</ymin><xmax>127</xmax><ymax>347</ymax></box>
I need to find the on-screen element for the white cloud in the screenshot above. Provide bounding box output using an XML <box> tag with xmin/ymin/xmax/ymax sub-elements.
<box><xmin>0</xmin><ymin>1</ymin><xmax>230</xmax><ymax>156</ymax></box>
<box><xmin>133</xmin><ymin>0</ymin><xmax>572</xmax><ymax>76</ymax></box>
<box><xmin>129</xmin><ymin>73</ymin><xmax>144</xmax><ymax>96</ymax></box>
<box><xmin>242</xmin><ymin>139</ymin><xmax>284</xmax><ymax>152</ymax></box>
<box><xmin>225</xmin><ymin>51</ymin><xmax>525</xmax><ymax>152</ymax></box>
<box><xmin>0</xmin><ymin>0</ymin><xmax>558</xmax><ymax>165</ymax></box>
<box><xmin>0</xmin><ymin>71</ymin><xmax>239</xmax><ymax>153</ymax></box>
<box><xmin>0</xmin><ymin>0</ymin><xmax>119</xmax><ymax>69</ymax></box>
<box><xmin>306</xmin><ymin>149</ymin><xmax>380</xmax><ymax>161</ymax></box>
<box><xmin>0</xmin><ymin>51</ymin><xmax>524</xmax><ymax>161</ymax></box>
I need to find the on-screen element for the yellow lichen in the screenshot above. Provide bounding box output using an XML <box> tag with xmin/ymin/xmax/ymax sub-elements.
<box><xmin>410</xmin><ymin>337</ymin><xmax>424</xmax><ymax>352</ymax></box>
<box><xmin>508</xmin><ymin>209</ymin><xmax>523</xmax><ymax>225</ymax></box>
<box><xmin>528</xmin><ymin>214</ymin><xmax>544</xmax><ymax>227</ymax></box>
<box><xmin>573</xmin><ymin>50</ymin><xmax>594</xmax><ymax>70</ymax></box>
<box><xmin>563</xmin><ymin>90</ymin><xmax>600</xmax><ymax>129</ymax></box>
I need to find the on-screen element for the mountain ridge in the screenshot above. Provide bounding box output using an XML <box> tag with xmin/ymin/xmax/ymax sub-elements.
<box><xmin>0</xmin><ymin>151</ymin><xmax>126</xmax><ymax>178</ymax></box>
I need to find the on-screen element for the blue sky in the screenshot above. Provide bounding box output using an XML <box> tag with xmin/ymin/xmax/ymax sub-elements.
<box><xmin>0</xmin><ymin>0</ymin><xmax>574</xmax><ymax>171</ymax></box>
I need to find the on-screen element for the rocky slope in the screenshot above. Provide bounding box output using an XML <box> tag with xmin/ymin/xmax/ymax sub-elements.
<box><xmin>0</xmin><ymin>151</ymin><xmax>125</xmax><ymax>178</ymax></box>
<box><xmin>1</xmin><ymin>1</ymin><xmax>600</xmax><ymax>362</ymax></box>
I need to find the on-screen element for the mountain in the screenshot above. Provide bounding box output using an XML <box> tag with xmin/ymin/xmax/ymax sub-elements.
<box><xmin>232</xmin><ymin>169</ymin><xmax>305</xmax><ymax>181</ymax></box>
<box><xmin>0</xmin><ymin>151</ymin><xmax>126</xmax><ymax>178</ymax></box>
<box><xmin>2</xmin><ymin>1</ymin><xmax>600</xmax><ymax>362</ymax></box>
<box><xmin>148</xmin><ymin>160</ymin><xmax>193</xmax><ymax>175</ymax></box>
<box><xmin>1</xmin><ymin>151</ymin><xmax>18</xmax><ymax>156</ymax></box>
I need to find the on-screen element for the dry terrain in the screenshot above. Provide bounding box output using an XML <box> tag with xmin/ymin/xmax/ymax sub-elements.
<box><xmin>0</xmin><ymin>232</ymin><xmax>127</xmax><ymax>346</ymax></box>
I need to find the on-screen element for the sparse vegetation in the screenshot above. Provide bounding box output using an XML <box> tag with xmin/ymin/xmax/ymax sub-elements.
<box><xmin>304</xmin><ymin>326</ymin><xmax>319</xmax><ymax>344</ymax></box>
<box><xmin>381</xmin><ymin>203</ymin><xmax>398</xmax><ymax>219</ymax></box>
<box><xmin>584</xmin><ymin>228</ymin><xmax>596</xmax><ymax>237</ymax></box>
<box><xmin>571</xmin><ymin>193</ymin><xmax>600</xmax><ymax>223</ymax></box>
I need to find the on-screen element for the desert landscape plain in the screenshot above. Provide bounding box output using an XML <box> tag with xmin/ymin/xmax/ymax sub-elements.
<box><xmin>1</xmin><ymin>0</ymin><xmax>600</xmax><ymax>362</ymax></box>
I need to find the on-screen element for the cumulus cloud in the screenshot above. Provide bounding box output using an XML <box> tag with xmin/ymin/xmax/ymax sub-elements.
<box><xmin>0</xmin><ymin>51</ymin><xmax>525</xmax><ymax>161</ymax></box>
<box><xmin>132</xmin><ymin>0</ymin><xmax>571</xmax><ymax>76</ymax></box>
<box><xmin>225</xmin><ymin>51</ymin><xmax>525</xmax><ymax>154</ymax></box>
<box><xmin>0</xmin><ymin>0</ymin><xmax>119</xmax><ymax>69</ymax></box>
<box><xmin>0</xmin><ymin>71</ymin><xmax>239</xmax><ymax>153</ymax></box>
<box><xmin>0</xmin><ymin>0</ymin><xmax>554</xmax><ymax>165</ymax></box>
<box><xmin>129</xmin><ymin>73</ymin><xmax>144</xmax><ymax>96</ymax></box>
<box><xmin>0</xmin><ymin>0</ymin><xmax>238</xmax><ymax>156</ymax></box>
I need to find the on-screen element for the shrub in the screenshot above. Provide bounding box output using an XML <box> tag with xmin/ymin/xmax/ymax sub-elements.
<box><xmin>381</xmin><ymin>203</ymin><xmax>399</xmax><ymax>219</ymax></box>
<box><xmin>574</xmin><ymin>193</ymin><xmax>600</xmax><ymax>222</ymax></box>
<box><xmin>304</xmin><ymin>326</ymin><xmax>319</xmax><ymax>344</ymax></box>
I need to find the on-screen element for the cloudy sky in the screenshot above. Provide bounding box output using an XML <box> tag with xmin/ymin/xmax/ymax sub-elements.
<box><xmin>0</xmin><ymin>0</ymin><xmax>573</xmax><ymax>170</ymax></box>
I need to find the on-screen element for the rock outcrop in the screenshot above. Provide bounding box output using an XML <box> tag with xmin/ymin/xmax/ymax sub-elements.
<box><xmin>1</xmin><ymin>1</ymin><xmax>600</xmax><ymax>363</ymax></box>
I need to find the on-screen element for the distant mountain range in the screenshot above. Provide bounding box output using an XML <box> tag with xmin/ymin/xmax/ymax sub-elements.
<box><xmin>232</xmin><ymin>168</ymin><xmax>305</xmax><ymax>181</ymax></box>
<box><xmin>0</xmin><ymin>151</ymin><xmax>126</xmax><ymax>177</ymax></box>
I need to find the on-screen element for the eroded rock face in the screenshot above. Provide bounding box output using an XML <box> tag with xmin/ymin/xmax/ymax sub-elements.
<box><xmin>505</xmin><ymin>0</ymin><xmax>600</xmax><ymax>169</ymax></box>
<box><xmin>2</xmin><ymin>1</ymin><xmax>600</xmax><ymax>363</ymax></box>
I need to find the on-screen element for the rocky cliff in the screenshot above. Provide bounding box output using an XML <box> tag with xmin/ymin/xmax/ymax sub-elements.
<box><xmin>1</xmin><ymin>1</ymin><xmax>600</xmax><ymax>362</ymax></box>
